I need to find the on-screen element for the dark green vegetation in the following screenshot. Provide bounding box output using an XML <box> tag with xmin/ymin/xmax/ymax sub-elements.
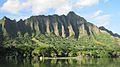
<box><xmin>1</xmin><ymin>33</ymin><xmax>120</xmax><ymax>58</ymax></box>
<box><xmin>0</xmin><ymin>11</ymin><xmax>120</xmax><ymax>58</ymax></box>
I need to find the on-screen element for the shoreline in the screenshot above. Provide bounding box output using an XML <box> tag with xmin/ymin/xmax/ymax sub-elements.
<box><xmin>42</xmin><ymin>57</ymin><xmax>78</xmax><ymax>59</ymax></box>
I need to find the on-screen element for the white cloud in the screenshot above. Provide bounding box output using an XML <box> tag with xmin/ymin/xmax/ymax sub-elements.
<box><xmin>27</xmin><ymin>0</ymin><xmax>69</xmax><ymax>14</ymax></box>
<box><xmin>94</xmin><ymin>14</ymin><xmax>111</xmax><ymax>26</ymax></box>
<box><xmin>92</xmin><ymin>10</ymin><xmax>102</xmax><ymax>17</ymax></box>
<box><xmin>89</xmin><ymin>10</ymin><xmax>111</xmax><ymax>26</ymax></box>
<box><xmin>1</xmin><ymin>0</ymin><xmax>30</xmax><ymax>14</ymax></box>
<box><xmin>0</xmin><ymin>0</ymin><xmax>100</xmax><ymax>15</ymax></box>
<box><xmin>55</xmin><ymin>5</ymin><xmax>72</xmax><ymax>15</ymax></box>
<box><xmin>74</xmin><ymin>0</ymin><xmax>99</xmax><ymax>8</ymax></box>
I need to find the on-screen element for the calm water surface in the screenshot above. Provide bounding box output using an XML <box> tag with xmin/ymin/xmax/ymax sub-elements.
<box><xmin>0</xmin><ymin>58</ymin><xmax>120</xmax><ymax>67</ymax></box>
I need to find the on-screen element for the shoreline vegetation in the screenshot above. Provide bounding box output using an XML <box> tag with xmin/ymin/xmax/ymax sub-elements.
<box><xmin>1</xmin><ymin>33</ymin><xmax>120</xmax><ymax>59</ymax></box>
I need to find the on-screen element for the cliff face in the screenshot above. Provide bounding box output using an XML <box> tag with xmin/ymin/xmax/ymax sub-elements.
<box><xmin>0</xmin><ymin>11</ymin><xmax>119</xmax><ymax>39</ymax></box>
<box><xmin>0</xmin><ymin>17</ymin><xmax>18</xmax><ymax>37</ymax></box>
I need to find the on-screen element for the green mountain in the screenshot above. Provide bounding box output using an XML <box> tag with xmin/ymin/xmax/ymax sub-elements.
<box><xmin>0</xmin><ymin>11</ymin><xmax>119</xmax><ymax>39</ymax></box>
<box><xmin>0</xmin><ymin>11</ymin><xmax>120</xmax><ymax>58</ymax></box>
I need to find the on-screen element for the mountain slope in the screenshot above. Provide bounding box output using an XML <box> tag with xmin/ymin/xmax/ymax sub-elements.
<box><xmin>0</xmin><ymin>11</ymin><xmax>120</xmax><ymax>58</ymax></box>
<box><xmin>0</xmin><ymin>11</ymin><xmax>102</xmax><ymax>38</ymax></box>
<box><xmin>0</xmin><ymin>12</ymin><xmax>119</xmax><ymax>40</ymax></box>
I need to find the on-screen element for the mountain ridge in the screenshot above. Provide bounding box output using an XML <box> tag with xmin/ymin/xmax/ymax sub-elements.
<box><xmin>0</xmin><ymin>11</ymin><xmax>120</xmax><ymax>39</ymax></box>
<box><xmin>1</xmin><ymin>11</ymin><xmax>120</xmax><ymax>58</ymax></box>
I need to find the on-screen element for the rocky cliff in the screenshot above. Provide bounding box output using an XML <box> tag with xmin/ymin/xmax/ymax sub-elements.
<box><xmin>0</xmin><ymin>11</ymin><xmax>119</xmax><ymax>39</ymax></box>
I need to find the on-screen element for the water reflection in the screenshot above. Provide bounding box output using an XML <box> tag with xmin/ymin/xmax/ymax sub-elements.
<box><xmin>0</xmin><ymin>58</ymin><xmax>120</xmax><ymax>67</ymax></box>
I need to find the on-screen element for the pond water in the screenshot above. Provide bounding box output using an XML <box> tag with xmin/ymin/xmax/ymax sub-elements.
<box><xmin>0</xmin><ymin>58</ymin><xmax>120</xmax><ymax>67</ymax></box>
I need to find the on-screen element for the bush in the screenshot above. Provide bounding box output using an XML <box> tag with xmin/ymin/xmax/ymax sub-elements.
<box><xmin>32</xmin><ymin>45</ymin><xmax>57</xmax><ymax>57</ymax></box>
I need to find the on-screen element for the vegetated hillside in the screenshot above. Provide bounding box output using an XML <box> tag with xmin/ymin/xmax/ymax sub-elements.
<box><xmin>0</xmin><ymin>11</ymin><xmax>120</xmax><ymax>58</ymax></box>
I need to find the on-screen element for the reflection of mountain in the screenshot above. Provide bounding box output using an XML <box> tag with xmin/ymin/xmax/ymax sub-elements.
<box><xmin>0</xmin><ymin>11</ymin><xmax>120</xmax><ymax>41</ymax></box>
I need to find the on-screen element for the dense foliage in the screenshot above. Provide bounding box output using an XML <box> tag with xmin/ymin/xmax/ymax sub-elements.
<box><xmin>0</xmin><ymin>33</ymin><xmax>120</xmax><ymax>59</ymax></box>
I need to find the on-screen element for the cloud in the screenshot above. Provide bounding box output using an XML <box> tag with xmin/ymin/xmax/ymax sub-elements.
<box><xmin>92</xmin><ymin>10</ymin><xmax>102</xmax><ymax>17</ymax></box>
<box><xmin>28</xmin><ymin>0</ymin><xmax>69</xmax><ymax>14</ymax></box>
<box><xmin>74</xmin><ymin>0</ymin><xmax>99</xmax><ymax>8</ymax></box>
<box><xmin>94</xmin><ymin>14</ymin><xmax>111</xmax><ymax>26</ymax></box>
<box><xmin>89</xmin><ymin>10</ymin><xmax>111</xmax><ymax>26</ymax></box>
<box><xmin>55</xmin><ymin>5</ymin><xmax>72</xmax><ymax>15</ymax></box>
<box><xmin>0</xmin><ymin>0</ymin><xmax>101</xmax><ymax>15</ymax></box>
<box><xmin>1</xmin><ymin>0</ymin><xmax>30</xmax><ymax>14</ymax></box>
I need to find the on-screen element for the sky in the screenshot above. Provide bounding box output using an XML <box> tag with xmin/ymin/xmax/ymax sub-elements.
<box><xmin>0</xmin><ymin>0</ymin><xmax>120</xmax><ymax>34</ymax></box>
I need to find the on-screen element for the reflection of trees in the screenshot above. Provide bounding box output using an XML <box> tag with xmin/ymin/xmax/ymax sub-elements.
<box><xmin>31</xmin><ymin>58</ymin><xmax>120</xmax><ymax>67</ymax></box>
<box><xmin>2</xmin><ymin>58</ymin><xmax>120</xmax><ymax>67</ymax></box>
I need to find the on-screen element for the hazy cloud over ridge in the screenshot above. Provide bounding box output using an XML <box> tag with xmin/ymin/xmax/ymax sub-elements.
<box><xmin>0</xmin><ymin>0</ymin><xmax>100</xmax><ymax>14</ymax></box>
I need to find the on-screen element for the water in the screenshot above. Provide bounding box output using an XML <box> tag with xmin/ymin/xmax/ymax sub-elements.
<box><xmin>0</xmin><ymin>58</ymin><xmax>120</xmax><ymax>67</ymax></box>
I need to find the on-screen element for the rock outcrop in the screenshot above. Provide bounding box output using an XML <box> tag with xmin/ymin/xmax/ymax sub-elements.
<box><xmin>0</xmin><ymin>11</ymin><xmax>119</xmax><ymax>39</ymax></box>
